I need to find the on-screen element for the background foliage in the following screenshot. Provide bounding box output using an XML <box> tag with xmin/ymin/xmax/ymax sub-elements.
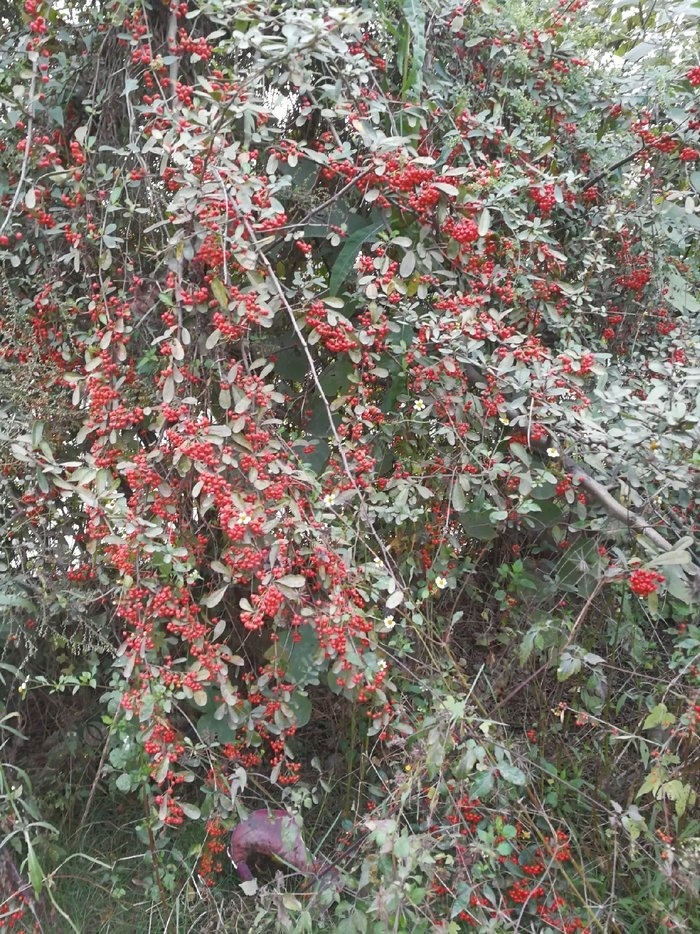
<box><xmin>1</xmin><ymin>0</ymin><xmax>699</xmax><ymax>930</ymax></box>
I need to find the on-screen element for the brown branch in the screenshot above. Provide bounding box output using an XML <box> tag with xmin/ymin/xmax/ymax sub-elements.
<box><xmin>563</xmin><ymin>455</ymin><xmax>688</xmax><ymax>557</ymax></box>
<box><xmin>76</xmin><ymin>707</ymin><xmax>122</xmax><ymax>836</ymax></box>
<box><xmin>297</xmin><ymin>164</ymin><xmax>377</xmax><ymax>228</ymax></box>
<box><xmin>581</xmin><ymin>144</ymin><xmax>646</xmax><ymax>192</ymax></box>
<box><xmin>525</xmin><ymin>427</ymin><xmax>698</xmax><ymax>571</ymax></box>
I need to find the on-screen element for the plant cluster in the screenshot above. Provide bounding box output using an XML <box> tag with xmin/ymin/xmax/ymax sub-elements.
<box><xmin>0</xmin><ymin>0</ymin><xmax>699</xmax><ymax>930</ymax></box>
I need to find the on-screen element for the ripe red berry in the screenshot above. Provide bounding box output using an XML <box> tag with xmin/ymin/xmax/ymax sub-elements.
<box><xmin>629</xmin><ymin>569</ymin><xmax>665</xmax><ymax>597</ymax></box>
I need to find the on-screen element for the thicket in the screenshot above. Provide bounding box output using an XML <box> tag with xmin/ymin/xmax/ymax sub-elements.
<box><xmin>1</xmin><ymin>0</ymin><xmax>699</xmax><ymax>931</ymax></box>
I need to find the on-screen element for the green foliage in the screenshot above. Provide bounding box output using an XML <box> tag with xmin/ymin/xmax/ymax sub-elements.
<box><xmin>1</xmin><ymin>0</ymin><xmax>699</xmax><ymax>930</ymax></box>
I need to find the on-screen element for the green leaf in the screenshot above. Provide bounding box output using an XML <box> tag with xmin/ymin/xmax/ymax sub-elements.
<box><xmin>451</xmin><ymin>481</ymin><xmax>467</xmax><ymax>512</ymax></box>
<box><xmin>121</xmin><ymin>77</ymin><xmax>140</xmax><ymax>96</ymax></box>
<box><xmin>0</xmin><ymin>593</ymin><xmax>36</xmax><ymax>611</ymax></box>
<box><xmin>477</xmin><ymin>208</ymin><xmax>491</xmax><ymax>236</ymax></box>
<box><xmin>328</xmin><ymin>219</ymin><xmax>384</xmax><ymax>296</ymax></box>
<box><xmin>203</xmin><ymin>585</ymin><xmax>228</xmax><ymax>608</ymax></box>
<box><xmin>197</xmin><ymin>711</ymin><xmax>238</xmax><ymax>743</ymax></box>
<box><xmin>401</xmin><ymin>0</ymin><xmax>426</xmax><ymax>96</ymax></box>
<box><xmin>181</xmin><ymin>802</ymin><xmax>201</xmax><ymax>819</ymax></box>
<box><xmin>400</xmin><ymin>249</ymin><xmax>416</xmax><ymax>278</ymax></box>
<box><xmin>470</xmin><ymin>769</ymin><xmax>494</xmax><ymax>798</ymax></box>
<box><xmin>32</xmin><ymin>422</ymin><xmax>44</xmax><ymax>448</ymax></box>
<box><xmin>386</xmin><ymin>589</ymin><xmax>404</xmax><ymax>609</ymax></box>
<box><xmin>287</xmin><ymin>691</ymin><xmax>312</xmax><ymax>728</ymax></box>
<box><xmin>624</xmin><ymin>41</ymin><xmax>654</xmax><ymax>63</ymax></box>
<box><xmin>460</xmin><ymin>500</ymin><xmax>498</xmax><ymax>541</ymax></box>
<box><xmin>637</xmin><ymin>766</ymin><xmax>663</xmax><ymax>799</ymax></box>
<box><xmin>498</xmin><ymin>762</ymin><xmax>527</xmax><ymax>786</ymax></box>
<box><xmin>49</xmin><ymin>105</ymin><xmax>64</xmax><ymax>127</ymax></box>
<box><xmin>557</xmin><ymin>651</ymin><xmax>581</xmax><ymax>681</ymax></box>
<box><xmin>451</xmin><ymin>883</ymin><xmax>473</xmax><ymax>919</ymax></box>
<box><xmin>271</xmin><ymin>624</ymin><xmax>322</xmax><ymax>686</ymax></box>
<box><xmin>26</xmin><ymin>843</ymin><xmax>43</xmax><ymax>896</ymax></box>
<box><xmin>643</xmin><ymin>703</ymin><xmax>675</xmax><ymax>731</ymax></box>
<box><xmin>664</xmin><ymin>781</ymin><xmax>696</xmax><ymax>818</ymax></box>
<box><xmin>274</xmin><ymin>347</ymin><xmax>308</xmax><ymax>382</ymax></box>
<box><xmin>276</xmin><ymin>574</ymin><xmax>306</xmax><ymax>589</ymax></box>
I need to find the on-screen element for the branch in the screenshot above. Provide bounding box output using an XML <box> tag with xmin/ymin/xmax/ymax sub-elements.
<box><xmin>297</xmin><ymin>164</ymin><xmax>377</xmax><ymax>228</ymax></box>
<box><xmin>581</xmin><ymin>144</ymin><xmax>646</xmax><ymax>192</ymax></box>
<box><xmin>511</xmin><ymin>400</ymin><xmax>699</xmax><ymax>570</ymax></box>
<box><xmin>563</xmin><ymin>456</ymin><xmax>677</xmax><ymax>554</ymax></box>
<box><xmin>167</xmin><ymin>7</ymin><xmax>179</xmax><ymax>103</ymax></box>
<box><xmin>0</xmin><ymin>52</ymin><xmax>39</xmax><ymax>237</ymax></box>
<box><xmin>241</xmin><ymin>218</ymin><xmax>402</xmax><ymax>579</ymax></box>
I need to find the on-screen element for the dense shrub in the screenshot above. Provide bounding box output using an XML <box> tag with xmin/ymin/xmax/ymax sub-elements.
<box><xmin>1</xmin><ymin>0</ymin><xmax>698</xmax><ymax>930</ymax></box>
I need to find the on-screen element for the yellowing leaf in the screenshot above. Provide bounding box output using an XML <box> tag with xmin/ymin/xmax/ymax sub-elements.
<box><xmin>210</xmin><ymin>278</ymin><xmax>229</xmax><ymax>309</ymax></box>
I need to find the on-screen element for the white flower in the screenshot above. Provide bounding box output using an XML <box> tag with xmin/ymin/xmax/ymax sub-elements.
<box><xmin>546</xmin><ymin>447</ymin><xmax>560</xmax><ymax>458</ymax></box>
<box><xmin>413</xmin><ymin>398</ymin><xmax>426</xmax><ymax>412</ymax></box>
<box><xmin>373</xmin><ymin>557</ymin><xmax>384</xmax><ymax>568</ymax></box>
<box><xmin>238</xmin><ymin>512</ymin><xmax>252</xmax><ymax>525</ymax></box>
<box><xmin>383</xmin><ymin>615</ymin><xmax>396</xmax><ymax>630</ymax></box>
<box><xmin>322</xmin><ymin>492</ymin><xmax>336</xmax><ymax>507</ymax></box>
<box><xmin>499</xmin><ymin>415</ymin><xmax>510</xmax><ymax>425</ymax></box>
<box><xmin>435</xmin><ymin>575</ymin><xmax>448</xmax><ymax>590</ymax></box>
<box><xmin>377</xmin><ymin>659</ymin><xmax>387</xmax><ymax>671</ymax></box>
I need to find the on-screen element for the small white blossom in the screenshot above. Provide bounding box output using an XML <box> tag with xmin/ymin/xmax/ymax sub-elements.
<box><xmin>499</xmin><ymin>415</ymin><xmax>510</xmax><ymax>425</ymax></box>
<box><xmin>238</xmin><ymin>512</ymin><xmax>252</xmax><ymax>525</ymax></box>
<box><xmin>377</xmin><ymin>659</ymin><xmax>387</xmax><ymax>671</ymax></box>
<box><xmin>322</xmin><ymin>493</ymin><xmax>336</xmax><ymax>507</ymax></box>
<box><xmin>546</xmin><ymin>447</ymin><xmax>560</xmax><ymax>458</ymax></box>
<box><xmin>435</xmin><ymin>576</ymin><xmax>448</xmax><ymax>590</ymax></box>
<box><xmin>383</xmin><ymin>615</ymin><xmax>396</xmax><ymax>630</ymax></box>
<box><xmin>373</xmin><ymin>556</ymin><xmax>384</xmax><ymax>567</ymax></box>
<box><xmin>413</xmin><ymin>398</ymin><xmax>426</xmax><ymax>412</ymax></box>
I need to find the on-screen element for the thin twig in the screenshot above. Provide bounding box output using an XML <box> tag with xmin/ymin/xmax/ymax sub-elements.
<box><xmin>0</xmin><ymin>53</ymin><xmax>39</xmax><ymax>237</ymax></box>
<box><xmin>488</xmin><ymin>577</ymin><xmax>606</xmax><ymax>717</ymax></box>
<box><xmin>167</xmin><ymin>6</ymin><xmax>179</xmax><ymax>102</ymax></box>
<box><xmin>297</xmin><ymin>164</ymin><xmax>377</xmax><ymax>228</ymax></box>
<box><xmin>241</xmin><ymin>217</ymin><xmax>400</xmax><ymax>578</ymax></box>
<box><xmin>143</xmin><ymin>787</ymin><xmax>170</xmax><ymax>916</ymax></box>
<box><xmin>76</xmin><ymin>706</ymin><xmax>122</xmax><ymax>837</ymax></box>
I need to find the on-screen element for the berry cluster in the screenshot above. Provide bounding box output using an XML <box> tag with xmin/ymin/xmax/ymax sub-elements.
<box><xmin>629</xmin><ymin>568</ymin><xmax>665</xmax><ymax>596</ymax></box>
<box><xmin>444</xmin><ymin>217</ymin><xmax>479</xmax><ymax>245</ymax></box>
<box><xmin>530</xmin><ymin>184</ymin><xmax>558</xmax><ymax>215</ymax></box>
